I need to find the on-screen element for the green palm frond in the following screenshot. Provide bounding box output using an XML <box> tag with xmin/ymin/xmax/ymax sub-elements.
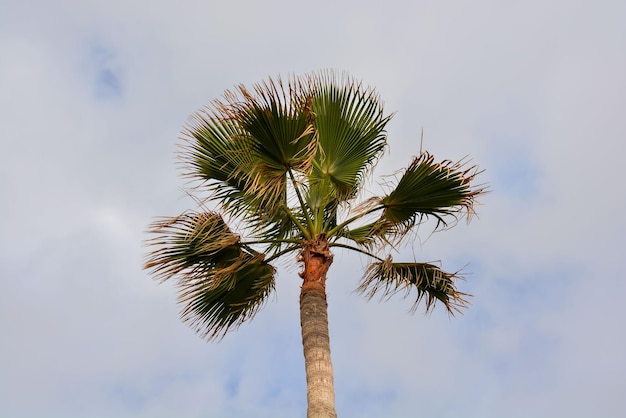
<box><xmin>380</xmin><ymin>152</ymin><xmax>485</xmax><ymax>235</ymax></box>
<box><xmin>144</xmin><ymin>212</ymin><xmax>240</xmax><ymax>280</ymax></box>
<box><xmin>306</xmin><ymin>71</ymin><xmax>392</xmax><ymax>209</ymax></box>
<box><xmin>183</xmin><ymin>114</ymin><xmax>255</xmax><ymax>214</ymax></box>
<box><xmin>235</xmin><ymin>78</ymin><xmax>316</xmax><ymax>174</ymax></box>
<box><xmin>179</xmin><ymin>252</ymin><xmax>275</xmax><ymax>340</ymax></box>
<box><xmin>357</xmin><ymin>256</ymin><xmax>469</xmax><ymax>315</ymax></box>
<box><xmin>183</xmin><ymin>76</ymin><xmax>316</xmax><ymax>221</ymax></box>
<box><xmin>229</xmin><ymin>80</ymin><xmax>316</xmax><ymax>211</ymax></box>
<box><xmin>144</xmin><ymin>211</ymin><xmax>276</xmax><ymax>339</ymax></box>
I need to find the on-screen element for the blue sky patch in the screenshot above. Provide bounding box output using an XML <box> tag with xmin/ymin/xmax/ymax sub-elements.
<box><xmin>94</xmin><ymin>67</ymin><xmax>122</xmax><ymax>99</ymax></box>
<box><xmin>487</xmin><ymin>137</ymin><xmax>542</xmax><ymax>200</ymax></box>
<box><xmin>86</xmin><ymin>43</ymin><xmax>123</xmax><ymax>100</ymax></box>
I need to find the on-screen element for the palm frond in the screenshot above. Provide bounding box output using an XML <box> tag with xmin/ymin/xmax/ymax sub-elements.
<box><xmin>380</xmin><ymin>152</ymin><xmax>485</xmax><ymax>234</ymax></box>
<box><xmin>144</xmin><ymin>211</ymin><xmax>276</xmax><ymax>339</ymax></box>
<box><xmin>181</xmin><ymin>76</ymin><xmax>317</xmax><ymax>222</ymax></box>
<box><xmin>144</xmin><ymin>212</ymin><xmax>240</xmax><ymax>280</ymax></box>
<box><xmin>306</xmin><ymin>71</ymin><xmax>392</xmax><ymax>204</ymax></box>
<box><xmin>235</xmin><ymin>78</ymin><xmax>317</xmax><ymax>175</ymax></box>
<box><xmin>357</xmin><ymin>256</ymin><xmax>469</xmax><ymax>315</ymax></box>
<box><xmin>182</xmin><ymin>110</ymin><xmax>262</xmax><ymax>219</ymax></box>
<box><xmin>228</xmin><ymin>82</ymin><xmax>316</xmax><ymax>213</ymax></box>
<box><xmin>179</xmin><ymin>252</ymin><xmax>275</xmax><ymax>340</ymax></box>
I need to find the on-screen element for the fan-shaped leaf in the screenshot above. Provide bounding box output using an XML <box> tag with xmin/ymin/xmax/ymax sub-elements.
<box><xmin>381</xmin><ymin>152</ymin><xmax>484</xmax><ymax>233</ymax></box>
<box><xmin>144</xmin><ymin>211</ymin><xmax>276</xmax><ymax>339</ymax></box>
<box><xmin>357</xmin><ymin>256</ymin><xmax>469</xmax><ymax>314</ymax></box>
<box><xmin>307</xmin><ymin>72</ymin><xmax>392</xmax><ymax>204</ymax></box>
<box><xmin>179</xmin><ymin>252</ymin><xmax>275</xmax><ymax>340</ymax></box>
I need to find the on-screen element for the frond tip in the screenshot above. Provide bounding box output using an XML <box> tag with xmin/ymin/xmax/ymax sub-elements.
<box><xmin>357</xmin><ymin>256</ymin><xmax>470</xmax><ymax>315</ymax></box>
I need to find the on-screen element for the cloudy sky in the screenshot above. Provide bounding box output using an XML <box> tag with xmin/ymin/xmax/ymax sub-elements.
<box><xmin>1</xmin><ymin>1</ymin><xmax>625</xmax><ymax>417</ymax></box>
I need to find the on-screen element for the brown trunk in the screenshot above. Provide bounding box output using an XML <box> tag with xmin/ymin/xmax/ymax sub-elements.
<box><xmin>298</xmin><ymin>234</ymin><xmax>337</xmax><ymax>418</ymax></box>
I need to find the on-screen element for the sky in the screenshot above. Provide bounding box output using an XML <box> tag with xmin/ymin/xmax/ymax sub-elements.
<box><xmin>1</xmin><ymin>0</ymin><xmax>625</xmax><ymax>417</ymax></box>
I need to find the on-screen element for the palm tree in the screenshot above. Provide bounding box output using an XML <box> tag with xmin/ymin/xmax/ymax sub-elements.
<box><xmin>144</xmin><ymin>70</ymin><xmax>485</xmax><ymax>418</ymax></box>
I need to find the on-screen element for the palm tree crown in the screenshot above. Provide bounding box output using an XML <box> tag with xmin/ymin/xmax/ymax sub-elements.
<box><xmin>145</xmin><ymin>70</ymin><xmax>484</xmax><ymax>340</ymax></box>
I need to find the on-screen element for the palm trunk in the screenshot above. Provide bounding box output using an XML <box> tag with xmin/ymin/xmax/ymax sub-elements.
<box><xmin>299</xmin><ymin>234</ymin><xmax>337</xmax><ymax>418</ymax></box>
